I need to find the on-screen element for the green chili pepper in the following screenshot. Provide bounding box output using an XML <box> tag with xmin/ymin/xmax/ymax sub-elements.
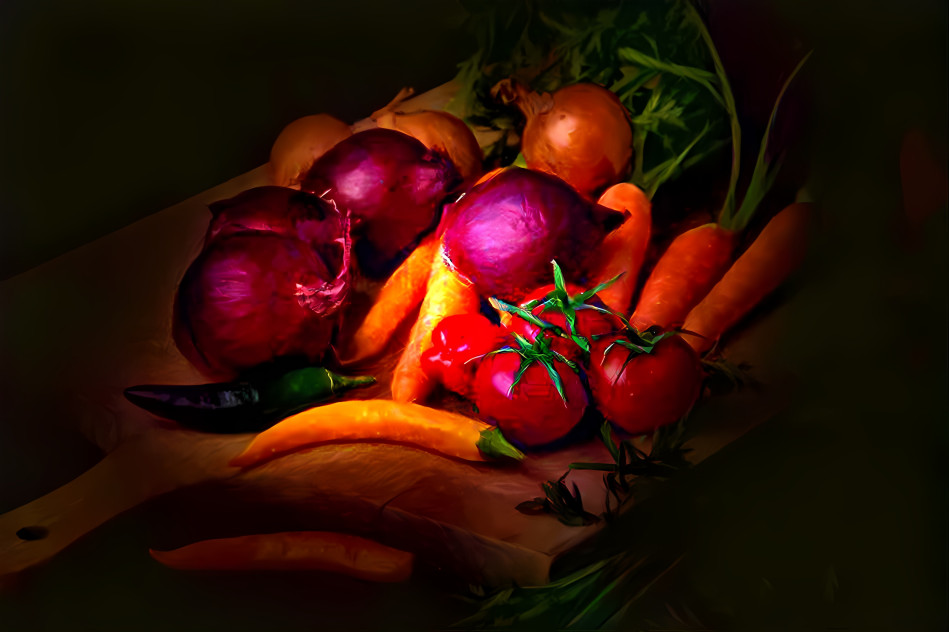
<box><xmin>124</xmin><ymin>366</ymin><xmax>375</xmax><ymax>433</ymax></box>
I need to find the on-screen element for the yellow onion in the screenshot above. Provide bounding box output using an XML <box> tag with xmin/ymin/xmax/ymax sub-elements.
<box><xmin>496</xmin><ymin>80</ymin><xmax>633</xmax><ymax>198</ymax></box>
<box><xmin>372</xmin><ymin>88</ymin><xmax>483</xmax><ymax>183</ymax></box>
<box><xmin>269</xmin><ymin>114</ymin><xmax>353</xmax><ymax>188</ymax></box>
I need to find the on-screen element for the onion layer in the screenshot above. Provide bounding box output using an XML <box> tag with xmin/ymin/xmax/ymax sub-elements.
<box><xmin>205</xmin><ymin>186</ymin><xmax>350</xmax><ymax>279</ymax></box>
<box><xmin>175</xmin><ymin>187</ymin><xmax>351</xmax><ymax>380</ymax></box>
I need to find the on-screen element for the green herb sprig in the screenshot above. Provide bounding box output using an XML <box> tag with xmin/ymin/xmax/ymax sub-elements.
<box><xmin>449</xmin><ymin>0</ymin><xmax>730</xmax><ymax>193</ymax></box>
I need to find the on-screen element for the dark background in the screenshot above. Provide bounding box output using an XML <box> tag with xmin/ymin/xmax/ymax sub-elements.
<box><xmin>1</xmin><ymin>0</ymin><xmax>946</xmax><ymax>630</ymax></box>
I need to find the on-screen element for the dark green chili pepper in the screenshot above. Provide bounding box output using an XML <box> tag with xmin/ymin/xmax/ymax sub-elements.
<box><xmin>124</xmin><ymin>366</ymin><xmax>375</xmax><ymax>433</ymax></box>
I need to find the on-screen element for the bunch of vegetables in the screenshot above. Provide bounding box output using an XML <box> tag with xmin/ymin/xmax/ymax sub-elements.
<box><xmin>131</xmin><ymin>0</ymin><xmax>813</xmax><ymax>461</ymax></box>
<box><xmin>130</xmin><ymin>0</ymin><xmax>814</xmax><ymax>585</ymax></box>
<box><xmin>133</xmin><ymin>83</ymin><xmax>491</xmax><ymax>434</ymax></box>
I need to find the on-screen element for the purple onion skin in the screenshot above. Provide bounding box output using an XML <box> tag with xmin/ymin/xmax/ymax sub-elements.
<box><xmin>205</xmin><ymin>186</ymin><xmax>349</xmax><ymax>280</ymax></box>
<box><xmin>441</xmin><ymin>167</ymin><xmax>617</xmax><ymax>301</ymax></box>
<box><xmin>299</xmin><ymin>128</ymin><xmax>460</xmax><ymax>274</ymax></box>
<box><xmin>173</xmin><ymin>233</ymin><xmax>347</xmax><ymax>381</ymax></box>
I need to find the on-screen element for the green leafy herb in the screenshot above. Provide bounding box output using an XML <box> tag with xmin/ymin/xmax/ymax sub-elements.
<box><xmin>701</xmin><ymin>355</ymin><xmax>758</xmax><ymax>394</ymax></box>
<box><xmin>454</xmin><ymin>550</ymin><xmax>687</xmax><ymax>630</ymax></box>
<box><xmin>571</xmin><ymin>421</ymin><xmax>691</xmax><ymax>520</ymax></box>
<box><xmin>516</xmin><ymin>472</ymin><xmax>601</xmax><ymax>527</ymax></box>
<box><xmin>727</xmin><ymin>51</ymin><xmax>813</xmax><ymax>230</ymax></box>
<box><xmin>449</xmin><ymin>0</ymin><xmax>730</xmax><ymax>194</ymax></box>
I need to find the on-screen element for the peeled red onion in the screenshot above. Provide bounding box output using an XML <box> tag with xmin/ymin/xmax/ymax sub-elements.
<box><xmin>440</xmin><ymin>167</ymin><xmax>620</xmax><ymax>301</ymax></box>
<box><xmin>300</xmin><ymin>128</ymin><xmax>460</xmax><ymax>275</ymax></box>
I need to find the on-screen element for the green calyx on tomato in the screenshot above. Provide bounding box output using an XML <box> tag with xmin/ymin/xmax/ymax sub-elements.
<box><xmin>483</xmin><ymin>331</ymin><xmax>578</xmax><ymax>404</ymax></box>
<box><xmin>492</xmin><ymin>259</ymin><xmax>623</xmax><ymax>358</ymax></box>
<box><xmin>596</xmin><ymin>325</ymin><xmax>676</xmax><ymax>386</ymax></box>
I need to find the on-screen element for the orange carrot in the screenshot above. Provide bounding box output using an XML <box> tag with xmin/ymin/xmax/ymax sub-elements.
<box><xmin>630</xmin><ymin>224</ymin><xmax>736</xmax><ymax>331</ymax></box>
<box><xmin>683</xmin><ymin>202</ymin><xmax>812</xmax><ymax>354</ymax></box>
<box><xmin>228</xmin><ymin>399</ymin><xmax>523</xmax><ymax>467</ymax></box>
<box><xmin>343</xmin><ymin>234</ymin><xmax>440</xmax><ymax>364</ymax></box>
<box><xmin>150</xmin><ymin>531</ymin><xmax>414</xmax><ymax>582</ymax></box>
<box><xmin>391</xmin><ymin>244</ymin><xmax>480</xmax><ymax>403</ymax></box>
<box><xmin>586</xmin><ymin>183</ymin><xmax>652</xmax><ymax>313</ymax></box>
<box><xmin>629</xmin><ymin>45</ymin><xmax>810</xmax><ymax>333</ymax></box>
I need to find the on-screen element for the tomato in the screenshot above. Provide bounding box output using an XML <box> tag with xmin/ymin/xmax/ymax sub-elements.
<box><xmin>472</xmin><ymin>347</ymin><xmax>588</xmax><ymax>448</ymax></box>
<box><xmin>505</xmin><ymin>283</ymin><xmax>622</xmax><ymax>361</ymax></box>
<box><xmin>588</xmin><ymin>334</ymin><xmax>703</xmax><ymax>436</ymax></box>
<box><xmin>420</xmin><ymin>313</ymin><xmax>502</xmax><ymax>397</ymax></box>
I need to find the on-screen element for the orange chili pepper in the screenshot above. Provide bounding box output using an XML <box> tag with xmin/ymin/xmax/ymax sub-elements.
<box><xmin>228</xmin><ymin>399</ymin><xmax>523</xmax><ymax>468</ymax></box>
<box><xmin>150</xmin><ymin>531</ymin><xmax>414</xmax><ymax>583</ymax></box>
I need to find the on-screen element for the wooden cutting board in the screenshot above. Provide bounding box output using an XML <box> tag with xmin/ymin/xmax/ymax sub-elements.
<box><xmin>0</xmin><ymin>82</ymin><xmax>793</xmax><ymax>587</ymax></box>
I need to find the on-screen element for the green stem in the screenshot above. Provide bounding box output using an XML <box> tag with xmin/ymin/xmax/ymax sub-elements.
<box><xmin>684</xmin><ymin>1</ymin><xmax>741</xmax><ymax>224</ymax></box>
<box><xmin>726</xmin><ymin>51</ymin><xmax>812</xmax><ymax>232</ymax></box>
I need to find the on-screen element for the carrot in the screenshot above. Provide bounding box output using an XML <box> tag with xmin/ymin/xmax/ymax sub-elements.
<box><xmin>150</xmin><ymin>531</ymin><xmax>414</xmax><ymax>582</ymax></box>
<box><xmin>585</xmin><ymin>183</ymin><xmax>652</xmax><ymax>313</ymax></box>
<box><xmin>228</xmin><ymin>399</ymin><xmax>523</xmax><ymax>467</ymax></box>
<box><xmin>343</xmin><ymin>234</ymin><xmax>439</xmax><ymax>364</ymax></box>
<box><xmin>683</xmin><ymin>202</ymin><xmax>812</xmax><ymax>354</ymax></box>
<box><xmin>390</xmin><ymin>243</ymin><xmax>480</xmax><ymax>403</ymax></box>
<box><xmin>629</xmin><ymin>41</ymin><xmax>811</xmax><ymax>333</ymax></box>
<box><xmin>630</xmin><ymin>223</ymin><xmax>736</xmax><ymax>331</ymax></box>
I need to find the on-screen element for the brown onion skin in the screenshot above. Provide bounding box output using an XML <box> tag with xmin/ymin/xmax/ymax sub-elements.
<box><xmin>440</xmin><ymin>167</ymin><xmax>619</xmax><ymax>302</ymax></box>
<box><xmin>519</xmin><ymin>83</ymin><xmax>633</xmax><ymax>199</ymax></box>
<box><xmin>374</xmin><ymin>109</ymin><xmax>484</xmax><ymax>184</ymax></box>
<box><xmin>299</xmin><ymin>129</ymin><xmax>460</xmax><ymax>274</ymax></box>
<box><xmin>269</xmin><ymin>114</ymin><xmax>352</xmax><ymax>188</ymax></box>
<box><xmin>173</xmin><ymin>233</ymin><xmax>341</xmax><ymax>381</ymax></box>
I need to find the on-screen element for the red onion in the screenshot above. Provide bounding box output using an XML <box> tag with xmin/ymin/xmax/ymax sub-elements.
<box><xmin>173</xmin><ymin>233</ymin><xmax>348</xmax><ymax>380</ymax></box>
<box><xmin>268</xmin><ymin>113</ymin><xmax>353</xmax><ymax>188</ymax></box>
<box><xmin>440</xmin><ymin>167</ymin><xmax>619</xmax><ymax>301</ymax></box>
<box><xmin>174</xmin><ymin>187</ymin><xmax>351</xmax><ymax>380</ymax></box>
<box><xmin>205</xmin><ymin>186</ymin><xmax>349</xmax><ymax>278</ymax></box>
<box><xmin>300</xmin><ymin>128</ymin><xmax>460</xmax><ymax>275</ymax></box>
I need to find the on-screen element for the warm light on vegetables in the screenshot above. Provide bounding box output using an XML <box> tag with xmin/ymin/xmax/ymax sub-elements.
<box><xmin>495</xmin><ymin>80</ymin><xmax>632</xmax><ymax>198</ymax></box>
<box><xmin>372</xmin><ymin>87</ymin><xmax>484</xmax><ymax>183</ymax></box>
<box><xmin>269</xmin><ymin>114</ymin><xmax>352</xmax><ymax>188</ymax></box>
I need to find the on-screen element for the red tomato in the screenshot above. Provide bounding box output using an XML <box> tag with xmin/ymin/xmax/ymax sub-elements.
<box><xmin>588</xmin><ymin>334</ymin><xmax>703</xmax><ymax>436</ymax></box>
<box><xmin>420</xmin><ymin>313</ymin><xmax>501</xmax><ymax>397</ymax></box>
<box><xmin>506</xmin><ymin>283</ymin><xmax>622</xmax><ymax>360</ymax></box>
<box><xmin>473</xmin><ymin>349</ymin><xmax>588</xmax><ymax>448</ymax></box>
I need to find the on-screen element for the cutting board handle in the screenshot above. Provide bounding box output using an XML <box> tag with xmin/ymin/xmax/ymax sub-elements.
<box><xmin>0</xmin><ymin>443</ymin><xmax>178</xmax><ymax>576</ymax></box>
<box><xmin>0</xmin><ymin>426</ymin><xmax>250</xmax><ymax>579</ymax></box>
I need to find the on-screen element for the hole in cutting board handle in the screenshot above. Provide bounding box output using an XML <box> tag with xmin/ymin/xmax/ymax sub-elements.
<box><xmin>16</xmin><ymin>526</ymin><xmax>49</xmax><ymax>541</ymax></box>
